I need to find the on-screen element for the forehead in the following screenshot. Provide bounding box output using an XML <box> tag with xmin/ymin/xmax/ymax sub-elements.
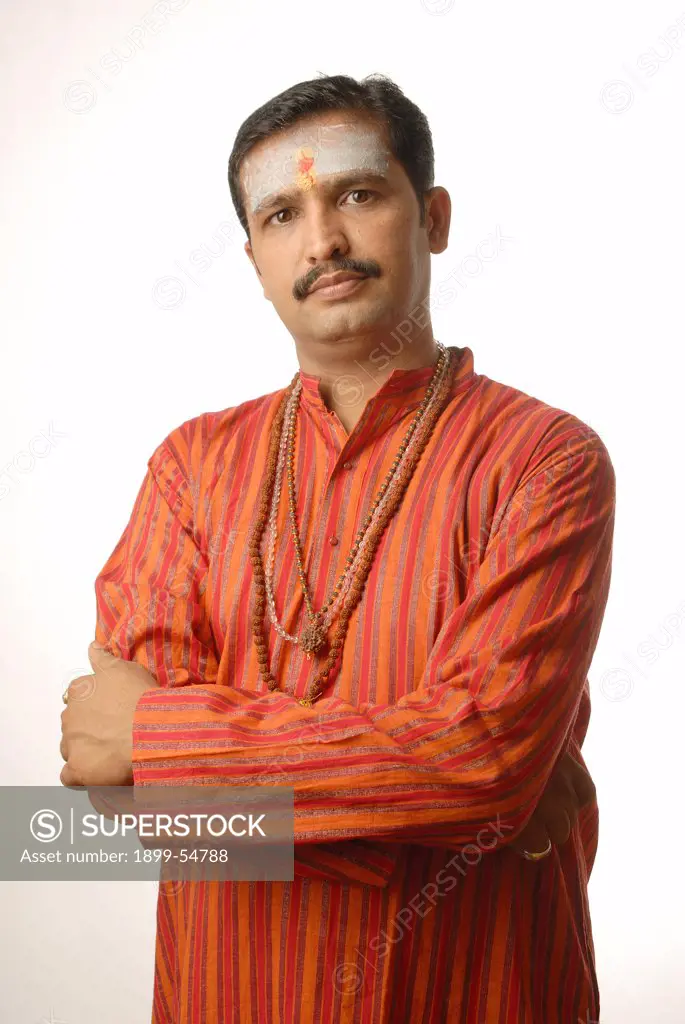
<box><xmin>240</xmin><ymin>115</ymin><xmax>393</xmax><ymax>217</ymax></box>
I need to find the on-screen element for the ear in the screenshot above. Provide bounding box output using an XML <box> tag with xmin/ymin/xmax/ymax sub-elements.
<box><xmin>424</xmin><ymin>186</ymin><xmax>451</xmax><ymax>255</ymax></box>
<box><xmin>244</xmin><ymin>239</ymin><xmax>272</xmax><ymax>300</ymax></box>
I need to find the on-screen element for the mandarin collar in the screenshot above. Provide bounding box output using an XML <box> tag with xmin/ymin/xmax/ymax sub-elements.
<box><xmin>297</xmin><ymin>345</ymin><xmax>471</xmax><ymax>414</ymax></box>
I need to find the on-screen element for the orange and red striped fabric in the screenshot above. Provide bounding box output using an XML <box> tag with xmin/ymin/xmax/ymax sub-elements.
<box><xmin>94</xmin><ymin>345</ymin><xmax>615</xmax><ymax>1022</ymax></box>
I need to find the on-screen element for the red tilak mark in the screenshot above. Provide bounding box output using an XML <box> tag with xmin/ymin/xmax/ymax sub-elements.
<box><xmin>297</xmin><ymin>153</ymin><xmax>314</xmax><ymax>175</ymax></box>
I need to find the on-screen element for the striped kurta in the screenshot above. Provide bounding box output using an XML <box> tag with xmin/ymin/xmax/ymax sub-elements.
<box><xmin>94</xmin><ymin>345</ymin><xmax>615</xmax><ymax>1023</ymax></box>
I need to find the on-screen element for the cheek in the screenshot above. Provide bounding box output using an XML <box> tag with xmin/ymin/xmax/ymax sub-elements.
<box><xmin>365</xmin><ymin>201</ymin><xmax>407</xmax><ymax>239</ymax></box>
<box><xmin>257</xmin><ymin>251</ymin><xmax>293</xmax><ymax>294</ymax></box>
<box><xmin>362</xmin><ymin>205</ymin><xmax>417</xmax><ymax>268</ymax></box>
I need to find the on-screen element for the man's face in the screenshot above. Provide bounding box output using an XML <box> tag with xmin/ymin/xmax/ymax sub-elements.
<box><xmin>240</xmin><ymin>111</ymin><xmax>440</xmax><ymax>347</ymax></box>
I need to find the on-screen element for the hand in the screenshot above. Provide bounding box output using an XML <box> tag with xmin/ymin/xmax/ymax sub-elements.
<box><xmin>60</xmin><ymin>641</ymin><xmax>161</xmax><ymax>788</ymax></box>
<box><xmin>509</xmin><ymin>749</ymin><xmax>596</xmax><ymax>858</ymax></box>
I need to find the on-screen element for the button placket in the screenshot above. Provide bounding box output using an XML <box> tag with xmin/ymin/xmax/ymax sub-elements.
<box><xmin>324</xmin><ymin>457</ymin><xmax>354</xmax><ymax>565</ymax></box>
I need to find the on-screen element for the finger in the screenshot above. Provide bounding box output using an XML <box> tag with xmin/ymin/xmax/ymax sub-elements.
<box><xmin>532</xmin><ymin>782</ymin><xmax>578</xmax><ymax>844</ymax></box>
<box><xmin>88</xmin><ymin>643</ymin><xmax>112</xmax><ymax>673</ymax></box>
<box><xmin>64</xmin><ymin>675</ymin><xmax>96</xmax><ymax>703</ymax></box>
<box><xmin>570</xmin><ymin>760</ymin><xmax>596</xmax><ymax>806</ymax></box>
<box><xmin>87</xmin><ymin>787</ymin><xmax>119</xmax><ymax>821</ymax></box>
<box><xmin>87</xmin><ymin>642</ymin><xmax>161</xmax><ymax>689</ymax></box>
<box><xmin>545</xmin><ymin>807</ymin><xmax>572</xmax><ymax>845</ymax></box>
<box><xmin>539</xmin><ymin>767</ymin><xmax>580</xmax><ymax>821</ymax></box>
<box><xmin>59</xmin><ymin>708</ymin><xmax>69</xmax><ymax>761</ymax></box>
<box><xmin>88</xmin><ymin>786</ymin><xmax>137</xmax><ymax>822</ymax></box>
<box><xmin>509</xmin><ymin>817</ymin><xmax>551</xmax><ymax>857</ymax></box>
<box><xmin>60</xmin><ymin>763</ymin><xmax>85</xmax><ymax>788</ymax></box>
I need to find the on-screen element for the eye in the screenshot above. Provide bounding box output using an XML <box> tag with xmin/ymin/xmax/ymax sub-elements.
<box><xmin>344</xmin><ymin>189</ymin><xmax>375</xmax><ymax>206</ymax></box>
<box><xmin>266</xmin><ymin>208</ymin><xmax>293</xmax><ymax>227</ymax></box>
<box><xmin>264</xmin><ymin>190</ymin><xmax>376</xmax><ymax>227</ymax></box>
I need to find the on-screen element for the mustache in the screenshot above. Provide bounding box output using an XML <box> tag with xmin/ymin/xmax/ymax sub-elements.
<box><xmin>294</xmin><ymin>258</ymin><xmax>381</xmax><ymax>300</ymax></box>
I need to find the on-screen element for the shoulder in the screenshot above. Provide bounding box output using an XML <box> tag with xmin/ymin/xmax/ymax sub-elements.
<box><xmin>472</xmin><ymin>369</ymin><xmax>614</xmax><ymax>482</ymax></box>
<box><xmin>145</xmin><ymin>385</ymin><xmax>286</xmax><ymax>498</ymax></box>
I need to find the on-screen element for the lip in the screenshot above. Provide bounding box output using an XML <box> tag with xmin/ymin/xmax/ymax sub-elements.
<box><xmin>308</xmin><ymin>272</ymin><xmax>368</xmax><ymax>297</ymax></box>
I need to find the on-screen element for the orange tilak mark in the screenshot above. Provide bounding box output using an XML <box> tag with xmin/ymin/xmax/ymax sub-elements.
<box><xmin>295</xmin><ymin>148</ymin><xmax>316</xmax><ymax>191</ymax></box>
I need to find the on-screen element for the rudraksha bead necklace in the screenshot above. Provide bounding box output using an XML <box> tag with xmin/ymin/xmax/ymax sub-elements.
<box><xmin>248</xmin><ymin>343</ymin><xmax>456</xmax><ymax>707</ymax></box>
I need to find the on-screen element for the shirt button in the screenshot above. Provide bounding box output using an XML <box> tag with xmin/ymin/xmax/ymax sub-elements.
<box><xmin>342</xmin><ymin>460</ymin><xmax>354</xmax><ymax>470</ymax></box>
<box><xmin>329</xmin><ymin>536</ymin><xmax>339</xmax><ymax>546</ymax></box>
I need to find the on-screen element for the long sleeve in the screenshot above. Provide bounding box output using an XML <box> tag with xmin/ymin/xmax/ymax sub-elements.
<box><xmin>94</xmin><ymin>439</ymin><xmax>402</xmax><ymax>885</ymax></box>
<box><xmin>94</xmin><ymin>440</ymin><xmax>220</xmax><ymax>688</ymax></box>
<box><xmin>125</xmin><ymin>427</ymin><xmax>615</xmax><ymax>852</ymax></box>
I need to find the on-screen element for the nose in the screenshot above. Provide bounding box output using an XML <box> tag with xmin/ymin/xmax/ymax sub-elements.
<box><xmin>303</xmin><ymin>206</ymin><xmax>350</xmax><ymax>266</ymax></box>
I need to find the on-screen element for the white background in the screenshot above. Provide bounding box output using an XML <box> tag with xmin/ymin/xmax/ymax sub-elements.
<box><xmin>1</xmin><ymin>0</ymin><xmax>684</xmax><ymax>1020</ymax></box>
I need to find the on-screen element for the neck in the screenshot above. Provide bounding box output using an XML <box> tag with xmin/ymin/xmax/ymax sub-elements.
<box><xmin>295</xmin><ymin>330</ymin><xmax>441</xmax><ymax>435</ymax></box>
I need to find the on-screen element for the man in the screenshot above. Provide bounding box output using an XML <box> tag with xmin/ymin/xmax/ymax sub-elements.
<box><xmin>60</xmin><ymin>73</ymin><xmax>614</xmax><ymax>1023</ymax></box>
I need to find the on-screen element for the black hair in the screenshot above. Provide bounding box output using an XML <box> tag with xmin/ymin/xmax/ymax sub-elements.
<box><xmin>227</xmin><ymin>73</ymin><xmax>434</xmax><ymax>238</ymax></box>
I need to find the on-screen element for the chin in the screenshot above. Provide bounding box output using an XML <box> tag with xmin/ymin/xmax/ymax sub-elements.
<box><xmin>306</xmin><ymin>297</ymin><xmax>393</xmax><ymax>339</ymax></box>
<box><xmin>309</xmin><ymin>318</ymin><xmax>386</xmax><ymax>347</ymax></box>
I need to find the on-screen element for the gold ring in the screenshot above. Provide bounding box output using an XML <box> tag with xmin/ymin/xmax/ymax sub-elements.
<box><xmin>521</xmin><ymin>838</ymin><xmax>552</xmax><ymax>861</ymax></box>
<box><xmin>62</xmin><ymin>689</ymin><xmax>70</xmax><ymax>704</ymax></box>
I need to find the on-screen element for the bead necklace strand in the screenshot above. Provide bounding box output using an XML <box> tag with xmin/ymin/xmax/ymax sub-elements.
<box><xmin>248</xmin><ymin>344</ymin><xmax>456</xmax><ymax>707</ymax></box>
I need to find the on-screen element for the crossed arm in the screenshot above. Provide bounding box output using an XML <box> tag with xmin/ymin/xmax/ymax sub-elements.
<box><xmin>85</xmin><ymin>425</ymin><xmax>614</xmax><ymax>864</ymax></box>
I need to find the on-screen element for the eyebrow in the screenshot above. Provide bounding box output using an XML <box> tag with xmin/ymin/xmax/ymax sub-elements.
<box><xmin>251</xmin><ymin>171</ymin><xmax>390</xmax><ymax>220</ymax></box>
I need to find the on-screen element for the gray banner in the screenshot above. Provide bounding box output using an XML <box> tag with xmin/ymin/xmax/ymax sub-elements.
<box><xmin>0</xmin><ymin>786</ymin><xmax>294</xmax><ymax>882</ymax></box>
